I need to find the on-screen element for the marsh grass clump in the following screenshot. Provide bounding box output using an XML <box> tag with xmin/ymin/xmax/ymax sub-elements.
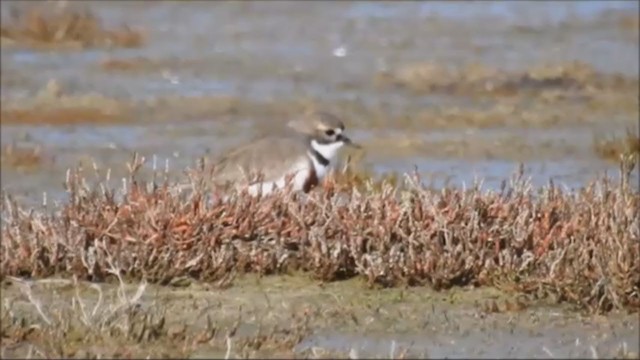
<box><xmin>0</xmin><ymin>143</ymin><xmax>45</xmax><ymax>171</ymax></box>
<box><xmin>378</xmin><ymin>61</ymin><xmax>638</xmax><ymax>99</ymax></box>
<box><xmin>0</xmin><ymin>278</ymin><xmax>175</xmax><ymax>359</ymax></box>
<box><xmin>0</xmin><ymin>79</ymin><xmax>130</xmax><ymax>125</ymax></box>
<box><xmin>0</xmin><ymin>107</ymin><xmax>129</xmax><ymax>126</ymax></box>
<box><xmin>616</xmin><ymin>12</ymin><xmax>640</xmax><ymax>36</ymax></box>
<box><xmin>594</xmin><ymin>129</ymin><xmax>640</xmax><ymax>162</ymax></box>
<box><xmin>332</xmin><ymin>168</ymin><xmax>401</xmax><ymax>192</ymax></box>
<box><xmin>98</xmin><ymin>57</ymin><xmax>164</xmax><ymax>72</ymax></box>
<box><xmin>329</xmin><ymin>152</ymin><xmax>401</xmax><ymax>192</ymax></box>
<box><xmin>1</xmin><ymin>154</ymin><xmax>639</xmax><ymax>314</ymax></box>
<box><xmin>97</xmin><ymin>56</ymin><xmax>201</xmax><ymax>73</ymax></box>
<box><xmin>0</xmin><ymin>276</ymin><xmax>311</xmax><ymax>359</ymax></box>
<box><xmin>1</xmin><ymin>2</ymin><xmax>144</xmax><ymax>49</ymax></box>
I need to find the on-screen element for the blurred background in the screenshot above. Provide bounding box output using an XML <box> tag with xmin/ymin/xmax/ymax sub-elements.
<box><xmin>1</xmin><ymin>0</ymin><xmax>638</xmax><ymax>205</ymax></box>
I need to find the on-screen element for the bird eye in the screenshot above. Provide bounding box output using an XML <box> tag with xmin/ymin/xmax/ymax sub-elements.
<box><xmin>324</xmin><ymin>129</ymin><xmax>335</xmax><ymax>136</ymax></box>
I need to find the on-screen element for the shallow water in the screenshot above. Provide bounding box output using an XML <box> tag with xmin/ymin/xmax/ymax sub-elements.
<box><xmin>299</xmin><ymin>323</ymin><xmax>639</xmax><ymax>359</ymax></box>
<box><xmin>1</xmin><ymin>3</ymin><xmax>638</xmax><ymax>203</ymax></box>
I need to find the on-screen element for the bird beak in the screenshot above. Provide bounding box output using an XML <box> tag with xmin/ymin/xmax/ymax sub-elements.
<box><xmin>338</xmin><ymin>134</ymin><xmax>362</xmax><ymax>149</ymax></box>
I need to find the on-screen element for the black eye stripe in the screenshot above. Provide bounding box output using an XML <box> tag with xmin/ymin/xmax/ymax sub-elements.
<box><xmin>325</xmin><ymin>129</ymin><xmax>335</xmax><ymax>136</ymax></box>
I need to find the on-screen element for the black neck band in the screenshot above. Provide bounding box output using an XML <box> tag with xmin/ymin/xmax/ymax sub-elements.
<box><xmin>310</xmin><ymin>148</ymin><xmax>330</xmax><ymax>166</ymax></box>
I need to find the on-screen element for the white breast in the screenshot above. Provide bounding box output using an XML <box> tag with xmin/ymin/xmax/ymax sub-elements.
<box><xmin>308</xmin><ymin>150</ymin><xmax>331</xmax><ymax>180</ymax></box>
<box><xmin>309</xmin><ymin>139</ymin><xmax>343</xmax><ymax>179</ymax></box>
<box><xmin>244</xmin><ymin>140</ymin><xmax>344</xmax><ymax>197</ymax></box>
<box><xmin>311</xmin><ymin>140</ymin><xmax>344</xmax><ymax>161</ymax></box>
<box><xmin>246</xmin><ymin>158</ymin><xmax>311</xmax><ymax>196</ymax></box>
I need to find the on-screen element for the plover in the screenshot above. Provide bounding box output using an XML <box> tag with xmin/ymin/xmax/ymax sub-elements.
<box><xmin>208</xmin><ymin>111</ymin><xmax>360</xmax><ymax>196</ymax></box>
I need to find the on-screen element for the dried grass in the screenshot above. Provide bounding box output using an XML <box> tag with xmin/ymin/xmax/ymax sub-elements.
<box><xmin>0</xmin><ymin>79</ymin><xmax>130</xmax><ymax>125</ymax></box>
<box><xmin>618</xmin><ymin>13</ymin><xmax>640</xmax><ymax>34</ymax></box>
<box><xmin>0</xmin><ymin>107</ymin><xmax>128</xmax><ymax>125</ymax></box>
<box><xmin>0</xmin><ymin>276</ymin><xmax>310</xmax><ymax>358</ymax></box>
<box><xmin>97</xmin><ymin>56</ymin><xmax>199</xmax><ymax>73</ymax></box>
<box><xmin>594</xmin><ymin>129</ymin><xmax>640</xmax><ymax>163</ymax></box>
<box><xmin>1</xmin><ymin>154</ymin><xmax>638</xmax><ymax>314</ymax></box>
<box><xmin>1</xmin><ymin>2</ymin><xmax>144</xmax><ymax>49</ymax></box>
<box><xmin>377</xmin><ymin>61</ymin><xmax>638</xmax><ymax>98</ymax></box>
<box><xmin>98</xmin><ymin>57</ymin><xmax>161</xmax><ymax>72</ymax></box>
<box><xmin>0</xmin><ymin>143</ymin><xmax>44</xmax><ymax>171</ymax></box>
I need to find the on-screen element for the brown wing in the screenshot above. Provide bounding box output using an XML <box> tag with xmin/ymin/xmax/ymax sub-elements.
<box><xmin>210</xmin><ymin>135</ymin><xmax>309</xmax><ymax>186</ymax></box>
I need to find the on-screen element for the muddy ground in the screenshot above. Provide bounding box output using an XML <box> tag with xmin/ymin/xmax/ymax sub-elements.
<box><xmin>2</xmin><ymin>276</ymin><xmax>638</xmax><ymax>359</ymax></box>
<box><xmin>1</xmin><ymin>1</ymin><xmax>639</xmax><ymax>358</ymax></box>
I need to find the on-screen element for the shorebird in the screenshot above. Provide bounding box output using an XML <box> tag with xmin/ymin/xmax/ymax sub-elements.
<box><xmin>206</xmin><ymin>111</ymin><xmax>360</xmax><ymax>196</ymax></box>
